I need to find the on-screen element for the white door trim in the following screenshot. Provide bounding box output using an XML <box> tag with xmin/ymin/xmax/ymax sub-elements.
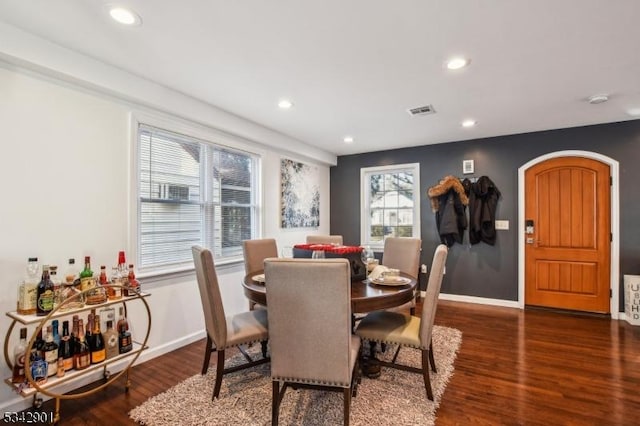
<box><xmin>517</xmin><ymin>150</ymin><xmax>620</xmax><ymax>318</ymax></box>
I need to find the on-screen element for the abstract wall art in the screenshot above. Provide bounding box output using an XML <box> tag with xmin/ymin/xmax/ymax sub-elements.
<box><xmin>280</xmin><ymin>158</ymin><xmax>320</xmax><ymax>228</ymax></box>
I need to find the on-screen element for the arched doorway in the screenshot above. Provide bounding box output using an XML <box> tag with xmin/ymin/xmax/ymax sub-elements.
<box><xmin>518</xmin><ymin>151</ymin><xmax>620</xmax><ymax>317</ymax></box>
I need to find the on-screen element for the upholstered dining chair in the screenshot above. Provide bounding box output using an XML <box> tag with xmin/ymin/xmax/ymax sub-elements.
<box><xmin>382</xmin><ymin>236</ymin><xmax>422</xmax><ymax>315</ymax></box>
<box><xmin>355</xmin><ymin>244</ymin><xmax>448</xmax><ymax>400</ymax></box>
<box><xmin>306</xmin><ymin>234</ymin><xmax>344</xmax><ymax>245</ymax></box>
<box><xmin>242</xmin><ymin>238</ymin><xmax>278</xmax><ymax>310</ymax></box>
<box><xmin>192</xmin><ymin>246</ymin><xmax>269</xmax><ymax>400</ymax></box>
<box><xmin>264</xmin><ymin>257</ymin><xmax>361</xmax><ymax>426</ymax></box>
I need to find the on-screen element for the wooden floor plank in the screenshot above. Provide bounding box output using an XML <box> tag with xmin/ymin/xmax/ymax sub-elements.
<box><xmin>22</xmin><ymin>300</ymin><xmax>640</xmax><ymax>425</ymax></box>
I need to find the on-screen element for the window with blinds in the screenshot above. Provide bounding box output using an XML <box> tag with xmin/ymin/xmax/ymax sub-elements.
<box><xmin>360</xmin><ymin>163</ymin><xmax>420</xmax><ymax>249</ymax></box>
<box><xmin>138</xmin><ymin>125</ymin><xmax>258</xmax><ymax>272</ymax></box>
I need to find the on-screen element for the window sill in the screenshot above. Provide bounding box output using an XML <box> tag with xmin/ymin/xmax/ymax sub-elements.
<box><xmin>137</xmin><ymin>257</ymin><xmax>244</xmax><ymax>284</ymax></box>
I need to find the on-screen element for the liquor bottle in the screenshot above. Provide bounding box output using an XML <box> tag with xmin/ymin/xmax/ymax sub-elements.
<box><xmin>99</xmin><ymin>265</ymin><xmax>108</xmax><ymax>286</ymax></box>
<box><xmin>118</xmin><ymin>322</ymin><xmax>132</xmax><ymax>354</ymax></box>
<box><xmin>85</xmin><ymin>312</ymin><xmax>94</xmax><ymax>350</ymax></box>
<box><xmin>117</xmin><ymin>251</ymin><xmax>128</xmax><ymax>295</ymax></box>
<box><xmin>58</xmin><ymin>258</ymin><xmax>84</xmax><ymax>311</ymax></box>
<box><xmin>17</xmin><ymin>257</ymin><xmax>39</xmax><ymax>315</ymax></box>
<box><xmin>79</xmin><ymin>256</ymin><xmax>94</xmax><ymax>292</ymax></box>
<box><xmin>58</xmin><ymin>320</ymin><xmax>73</xmax><ymax>372</ymax></box>
<box><xmin>107</xmin><ymin>266</ymin><xmax>123</xmax><ymax>300</ymax></box>
<box><xmin>34</xmin><ymin>327</ymin><xmax>44</xmax><ymax>357</ymax></box>
<box><xmin>127</xmin><ymin>264</ymin><xmax>140</xmax><ymax>295</ymax></box>
<box><xmin>51</xmin><ymin>319</ymin><xmax>60</xmax><ymax>346</ymax></box>
<box><xmin>56</xmin><ymin>358</ymin><xmax>65</xmax><ymax>378</ymax></box>
<box><xmin>49</xmin><ymin>265</ymin><xmax>61</xmax><ymax>310</ymax></box>
<box><xmin>73</xmin><ymin>319</ymin><xmax>90</xmax><ymax>370</ymax></box>
<box><xmin>83</xmin><ymin>257</ymin><xmax>106</xmax><ymax>305</ymax></box>
<box><xmin>103</xmin><ymin>320</ymin><xmax>119</xmax><ymax>359</ymax></box>
<box><xmin>90</xmin><ymin>314</ymin><xmax>106</xmax><ymax>364</ymax></box>
<box><xmin>42</xmin><ymin>325</ymin><xmax>59</xmax><ymax>377</ymax></box>
<box><xmin>11</xmin><ymin>327</ymin><xmax>28</xmax><ymax>383</ymax></box>
<box><xmin>71</xmin><ymin>315</ymin><xmax>79</xmax><ymax>355</ymax></box>
<box><xmin>116</xmin><ymin>306</ymin><xmax>129</xmax><ymax>332</ymax></box>
<box><xmin>36</xmin><ymin>266</ymin><xmax>54</xmax><ymax>316</ymax></box>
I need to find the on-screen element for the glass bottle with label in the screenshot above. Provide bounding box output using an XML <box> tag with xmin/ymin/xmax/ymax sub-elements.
<box><xmin>17</xmin><ymin>257</ymin><xmax>39</xmax><ymax>315</ymax></box>
<box><xmin>42</xmin><ymin>325</ymin><xmax>59</xmax><ymax>377</ymax></box>
<box><xmin>118</xmin><ymin>322</ymin><xmax>132</xmax><ymax>354</ymax></box>
<box><xmin>51</xmin><ymin>319</ymin><xmax>60</xmax><ymax>346</ymax></box>
<box><xmin>103</xmin><ymin>320</ymin><xmax>119</xmax><ymax>359</ymax></box>
<box><xmin>73</xmin><ymin>319</ymin><xmax>90</xmax><ymax>370</ymax></box>
<box><xmin>116</xmin><ymin>306</ymin><xmax>129</xmax><ymax>332</ymax></box>
<box><xmin>58</xmin><ymin>320</ymin><xmax>73</xmax><ymax>372</ymax></box>
<box><xmin>117</xmin><ymin>251</ymin><xmax>128</xmax><ymax>294</ymax></box>
<box><xmin>127</xmin><ymin>264</ymin><xmax>140</xmax><ymax>295</ymax></box>
<box><xmin>58</xmin><ymin>258</ymin><xmax>84</xmax><ymax>311</ymax></box>
<box><xmin>11</xmin><ymin>327</ymin><xmax>28</xmax><ymax>383</ymax></box>
<box><xmin>90</xmin><ymin>314</ymin><xmax>106</xmax><ymax>364</ymax></box>
<box><xmin>108</xmin><ymin>266</ymin><xmax>123</xmax><ymax>300</ymax></box>
<box><xmin>49</xmin><ymin>265</ymin><xmax>61</xmax><ymax>310</ymax></box>
<box><xmin>36</xmin><ymin>265</ymin><xmax>54</xmax><ymax>316</ymax></box>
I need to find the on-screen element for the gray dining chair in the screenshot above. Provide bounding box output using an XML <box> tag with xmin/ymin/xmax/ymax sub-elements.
<box><xmin>306</xmin><ymin>234</ymin><xmax>344</xmax><ymax>245</ymax></box>
<box><xmin>382</xmin><ymin>236</ymin><xmax>422</xmax><ymax>315</ymax></box>
<box><xmin>355</xmin><ymin>244</ymin><xmax>448</xmax><ymax>400</ymax></box>
<box><xmin>265</xmin><ymin>257</ymin><xmax>361</xmax><ymax>425</ymax></box>
<box><xmin>192</xmin><ymin>246</ymin><xmax>269</xmax><ymax>399</ymax></box>
<box><xmin>242</xmin><ymin>238</ymin><xmax>278</xmax><ymax>310</ymax></box>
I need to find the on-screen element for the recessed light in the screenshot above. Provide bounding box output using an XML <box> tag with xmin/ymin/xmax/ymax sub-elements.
<box><xmin>462</xmin><ymin>119</ymin><xmax>477</xmax><ymax>128</ymax></box>
<box><xmin>108</xmin><ymin>5</ymin><xmax>142</xmax><ymax>26</ymax></box>
<box><xmin>278</xmin><ymin>99</ymin><xmax>293</xmax><ymax>109</ymax></box>
<box><xmin>446</xmin><ymin>57</ymin><xmax>470</xmax><ymax>70</ymax></box>
<box><xmin>588</xmin><ymin>94</ymin><xmax>609</xmax><ymax>104</ymax></box>
<box><xmin>343</xmin><ymin>136</ymin><xmax>354</xmax><ymax>144</ymax></box>
<box><xmin>626</xmin><ymin>108</ymin><xmax>640</xmax><ymax>117</ymax></box>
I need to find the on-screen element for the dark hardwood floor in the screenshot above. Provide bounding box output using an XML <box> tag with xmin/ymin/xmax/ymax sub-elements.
<box><xmin>24</xmin><ymin>300</ymin><xmax>640</xmax><ymax>425</ymax></box>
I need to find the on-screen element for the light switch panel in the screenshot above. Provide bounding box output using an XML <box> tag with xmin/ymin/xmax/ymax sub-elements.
<box><xmin>495</xmin><ymin>220</ymin><xmax>509</xmax><ymax>230</ymax></box>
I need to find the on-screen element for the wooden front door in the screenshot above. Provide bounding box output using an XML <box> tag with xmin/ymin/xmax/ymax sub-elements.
<box><xmin>525</xmin><ymin>156</ymin><xmax>611</xmax><ymax>313</ymax></box>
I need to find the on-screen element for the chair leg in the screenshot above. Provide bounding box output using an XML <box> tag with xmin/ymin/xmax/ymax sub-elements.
<box><xmin>422</xmin><ymin>349</ymin><xmax>434</xmax><ymax>401</ymax></box>
<box><xmin>202</xmin><ymin>335</ymin><xmax>213</xmax><ymax>375</ymax></box>
<box><xmin>343</xmin><ymin>387</ymin><xmax>351</xmax><ymax>426</ymax></box>
<box><xmin>392</xmin><ymin>344</ymin><xmax>401</xmax><ymax>363</ymax></box>
<box><xmin>261</xmin><ymin>340</ymin><xmax>268</xmax><ymax>358</ymax></box>
<box><xmin>428</xmin><ymin>339</ymin><xmax>437</xmax><ymax>373</ymax></box>
<box><xmin>212</xmin><ymin>350</ymin><xmax>225</xmax><ymax>400</ymax></box>
<box><xmin>272</xmin><ymin>381</ymin><xmax>281</xmax><ymax>425</ymax></box>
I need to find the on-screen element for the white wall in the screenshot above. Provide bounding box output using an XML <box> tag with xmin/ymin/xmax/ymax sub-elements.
<box><xmin>0</xmin><ymin>65</ymin><xmax>332</xmax><ymax>411</ymax></box>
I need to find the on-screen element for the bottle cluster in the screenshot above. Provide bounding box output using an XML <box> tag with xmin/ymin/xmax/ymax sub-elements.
<box><xmin>16</xmin><ymin>251</ymin><xmax>141</xmax><ymax>317</ymax></box>
<box><xmin>11</xmin><ymin>307</ymin><xmax>133</xmax><ymax>386</ymax></box>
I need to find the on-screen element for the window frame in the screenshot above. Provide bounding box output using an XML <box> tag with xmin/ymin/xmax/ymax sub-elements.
<box><xmin>360</xmin><ymin>163</ymin><xmax>421</xmax><ymax>251</ymax></box>
<box><xmin>130</xmin><ymin>112</ymin><xmax>264</xmax><ymax>278</ymax></box>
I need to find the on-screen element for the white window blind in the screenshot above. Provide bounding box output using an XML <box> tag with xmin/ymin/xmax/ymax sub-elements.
<box><xmin>360</xmin><ymin>163</ymin><xmax>420</xmax><ymax>249</ymax></box>
<box><xmin>138</xmin><ymin>125</ymin><xmax>258</xmax><ymax>272</ymax></box>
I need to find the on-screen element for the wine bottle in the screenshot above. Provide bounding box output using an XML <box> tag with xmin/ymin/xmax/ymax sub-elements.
<box><xmin>51</xmin><ymin>319</ymin><xmax>60</xmax><ymax>347</ymax></box>
<box><xmin>11</xmin><ymin>327</ymin><xmax>28</xmax><ymax>383</ymax></box>
<box><xmin>36</xmin><ymin>265</ymin><xmax>54</xmax><ymax>316</ymax></box>
<box><xmin>58</xmin><ymin>320</ymin><xmax>73</xmax><ymax>372</ymax></box>
<box><xmin>42</xmin><ymin>325</ymin><xmax>59</xmax><ymax>377</ymax></box>
<box><xmin>103</xmin><ymin>320</ymin><xmax>119</xmax><ymax>359</ymax></box>
<box><xmin>73</xmin><ymin>319</ymin><xmax>90</xmax><ymax>370</ymax></box>
<box><xmin>90</xmin><ymin>314</ymin><xmax>106</xmax><ymax>364</ymax></box>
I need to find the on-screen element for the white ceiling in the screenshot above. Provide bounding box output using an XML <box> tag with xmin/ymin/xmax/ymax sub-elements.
<box><xmin>1</xmin><ymin>0</ymin><xmax>639</xmax><ymax>156</ymax></box>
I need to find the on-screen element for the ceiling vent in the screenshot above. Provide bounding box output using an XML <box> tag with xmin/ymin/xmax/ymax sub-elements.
<box><xmin>407</xmin><ymin>104</ymin><xmax>436</xmax><ymax>116</ymax></box>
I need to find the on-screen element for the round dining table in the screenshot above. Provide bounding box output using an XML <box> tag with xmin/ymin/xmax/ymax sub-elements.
<box><xmin>242</xmin><ymin>270</ymin><xmax>417</xmax><ymax>314</ymax></box>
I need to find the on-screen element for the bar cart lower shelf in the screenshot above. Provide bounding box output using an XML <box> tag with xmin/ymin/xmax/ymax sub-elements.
<box><xmin>3</xmin><ymin>289</ymin><xmax>151</xmax><ymax>424</ymax></box>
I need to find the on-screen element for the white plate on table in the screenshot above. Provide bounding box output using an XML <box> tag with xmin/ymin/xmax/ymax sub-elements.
<box><xmin>252</xmin><ymin>274</ymin><xmax>265</xmax><ymax>283</ymax></box>
<box><xmin>370</xmin><ymin>276</ymin><xmax>411</xmax><ymax>286</ymax></box>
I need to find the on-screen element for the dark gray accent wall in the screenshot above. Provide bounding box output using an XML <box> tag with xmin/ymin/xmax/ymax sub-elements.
<box><xmin>330</xmin><ymin>120</ymin><xmax>640</xmax><ymax>311</ymax></box>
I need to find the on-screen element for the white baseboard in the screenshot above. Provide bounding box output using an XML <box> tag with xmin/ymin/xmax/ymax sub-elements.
<box><xmin>0</xmin><ymin>330</ymin><xmax>206</xmax><ymax>414</ymax></box>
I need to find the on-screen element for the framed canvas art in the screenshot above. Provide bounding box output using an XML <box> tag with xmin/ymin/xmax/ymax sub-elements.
<box><xmin>280</xmin><ymin>158</ymin><xmax>320</xmax><ymax>228</ymax></box>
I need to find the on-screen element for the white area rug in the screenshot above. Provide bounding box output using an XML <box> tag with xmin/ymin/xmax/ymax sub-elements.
<box><xmin>129</xmin><ymin>325</ymin><xmax>462</xmax><ymax>426</ymax></box>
